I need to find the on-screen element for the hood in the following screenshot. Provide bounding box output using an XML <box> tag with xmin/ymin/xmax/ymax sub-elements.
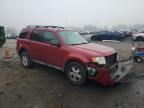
<box><xmin>69</xmin><ymin>43</ymin><xmax>116</xmax><ymax>57</ymax></box>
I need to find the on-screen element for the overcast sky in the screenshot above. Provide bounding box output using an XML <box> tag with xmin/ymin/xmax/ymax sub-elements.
<box><xmin>0</xmin><ymin>0</ymin><xmax>144</xmax><ymax>30</ymax></box>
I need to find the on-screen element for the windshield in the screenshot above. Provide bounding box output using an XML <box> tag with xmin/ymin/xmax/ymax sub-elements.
<box><xmin>59</xmin><ymin>31</ymin><xmax>88</xmax><ymax>45</ymax></box>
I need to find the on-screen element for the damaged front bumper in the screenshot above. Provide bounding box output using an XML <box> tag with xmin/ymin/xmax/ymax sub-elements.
<box><xmin>86</xmin><ymin>59</ymin><xmax>133</xmax><ymax>86</ymax></box>
<box><xmin>112</xmin><ymin>59</ymin><xmax>133</xmax><ymax>82</ymax></box>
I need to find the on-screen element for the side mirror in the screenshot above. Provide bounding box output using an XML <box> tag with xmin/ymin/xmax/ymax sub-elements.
<box><xmin>55</xmin><ymin>43</ymin><xmax>61</xmax><ymax>48</ymax></box>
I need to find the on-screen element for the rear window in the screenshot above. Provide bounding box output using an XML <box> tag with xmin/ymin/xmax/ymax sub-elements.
<box><xmin>19</xmin><ymin>31</ymin><xmax>29</xmax><ymax>39</ymax></box>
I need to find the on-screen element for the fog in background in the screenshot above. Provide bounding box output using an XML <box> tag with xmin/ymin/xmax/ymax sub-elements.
<box><xmin>0</xmin><ymin>0</ymin><xmax>144</xmax><ymax>31</ymax></box>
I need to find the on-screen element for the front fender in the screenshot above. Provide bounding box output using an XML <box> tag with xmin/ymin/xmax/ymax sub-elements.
<box><xmin>63</xmin><ymin>53</ymin><xmax>90</xmax><ymax>68</ymax></box>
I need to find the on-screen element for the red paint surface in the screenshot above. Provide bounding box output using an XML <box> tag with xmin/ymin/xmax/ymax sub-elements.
<box><xmin>89</xmin><ymin>69</ymin><xmax>116</xmax><ymax>86</ymax></box>
<box><xmin>17</xmin><ymin>27</ymin><xmax>117</xmax><ymax>86</ymax></box>
<box><xmin>138</xmin><ymin>45</ymin><xmax>144</xmax><ymax>51</ymax></box>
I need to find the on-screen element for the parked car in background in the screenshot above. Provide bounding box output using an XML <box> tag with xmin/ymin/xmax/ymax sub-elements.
<box><xmin>133</xmin><ymin>42</ymin><xmax>144</xmax><ymax>62</ymax></box>
<box><xmin>91</xmin><ymin>31</ymin><xmax>127</xmax><ymax>41</ymax></box>
<box><xmin>133</xmin><ymin>32</ymin><xmax>144</xmax><ymax>41</ymax></box>
<box><xmin>0</xmin><ymin>26</ymin><xmax>6</xmax><ymax>48</ymax></box>
<box><xmin>81</xmin><ymin>34</ymin><xmax>93</xmax><ymax>41</ymax></box>
<box><xmin>80</xmin><ymin>32</ymin><xmax>100</xmax><ymax>41</ymax></box>
<box><xmin>7</xmin><ymin>33</ymin><xmax>17</xmax><ymax>39</ymax></box>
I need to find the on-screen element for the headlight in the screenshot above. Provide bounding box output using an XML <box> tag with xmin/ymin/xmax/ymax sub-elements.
<box><xmin>92</xmin><ymin>57</ymin><xmax>106</xmax><ymax>65</ymax></box>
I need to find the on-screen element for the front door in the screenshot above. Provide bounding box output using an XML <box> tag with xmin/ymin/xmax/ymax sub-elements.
<box><xmin>42</xmin><ymin>31</ymin><xmax>61</xmax><ymax>67</ymax></box>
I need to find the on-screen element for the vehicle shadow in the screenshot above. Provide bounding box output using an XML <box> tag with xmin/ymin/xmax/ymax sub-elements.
<box><xmin>32</xmin><ymin>62</ymin><xmax>134</xmax><ymax>90</ymax></box>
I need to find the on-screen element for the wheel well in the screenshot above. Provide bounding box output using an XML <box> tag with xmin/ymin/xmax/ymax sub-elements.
<box><xmin>64</xmin><ymin>60</ymin><xmax>85</xmax><ymax>72</ymax></box>
<box><xmin>19</xmin><ymin>48</ymin><xmax>27</xmax><ymax>55</ymax></box>
<box><xmin>91</xmin><ymin>36</ymin><xmax>95</xmax><ymax>40</ymax></box>
<box><xmin>136</xmin><ymin>36</ymin><xmax>144</xmax><ymax>41</ymax></box>
<box><xmin>136</xmin><ymin>36</ymin><xmax>143</xmax><ymax>39</ymax></box>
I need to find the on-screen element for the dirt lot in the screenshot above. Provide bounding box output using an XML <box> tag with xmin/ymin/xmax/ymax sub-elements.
<box><xmin>0</xmin><ymin>39</ymin><xmax>144</xmax><ymax>108</ymax></box>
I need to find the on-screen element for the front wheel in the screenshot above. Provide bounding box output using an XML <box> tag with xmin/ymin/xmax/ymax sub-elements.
<box><xmin>20</xmin><ymin>51</ymin><xmax>32</xmax><ymax>68</ymax></box>
<box><xmin>134</xmin><ymin>57</ymin><xmax>142</xmax><ymax>62</ymax></box>
<box><xmin>65</xmin><ymin>61</ymin><xmax>88</xmax><ymax>86</ymax></box>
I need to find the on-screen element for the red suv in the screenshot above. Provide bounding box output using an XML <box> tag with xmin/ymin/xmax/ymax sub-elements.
<box><xmin>17</xmin><ymin>25</ymin><xmax>119</xmax><ymax>86</ymax></box>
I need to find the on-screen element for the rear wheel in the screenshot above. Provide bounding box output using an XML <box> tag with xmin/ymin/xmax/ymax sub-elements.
<box><xmin>65</xmin><ymin>61</ymin><xmax>88</xmax><ymax>86</ymax></box>
<box><xmin>20</xmin><ymin>51</ymin><xmax>32</xmax><ymax>68</ymax></box>
<box><xmin>91</xmin><ymin>36</ymin><xmax>95</xmax><ymax>41</ymax></box>
<box><xmin>91</xmin><ymin>36</ymin><xmax>97</xmax><ymax>41</ymax></box>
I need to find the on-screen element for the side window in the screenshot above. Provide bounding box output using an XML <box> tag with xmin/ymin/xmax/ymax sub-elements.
<box><xmin>19</xmin><ymin>31</ymin><xmax>28</xmax><ymax>39</ymax></box>
<box><xmin>44</xmin><ymin>31</ymin><xmax>59</xmax><ymax>45</ymax></box>
<box><xmin>30</xmin><ymin>30</ymin><xmax>44</xmax><ymax>42</ymax></box>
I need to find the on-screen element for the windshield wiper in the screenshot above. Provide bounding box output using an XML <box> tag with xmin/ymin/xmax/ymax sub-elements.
<box><xmin>80</xmin><ymin>42</ymin><xmax>88</xmax><ymax>44</ymax></box>
<box><xmin>70</xmin><ymin>43</ymin><xmax>88</xmax><ymax>45</ymax></box>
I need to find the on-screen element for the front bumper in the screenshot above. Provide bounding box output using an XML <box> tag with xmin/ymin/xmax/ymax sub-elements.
<box><xmin>86</xmin><ymin>59</ymin><xmax>133</xmax><ymax>86</ymax></box>
<box><xmin>89</xmin><ymin>68</ymin><xmax>116</xmax><ymax>86</ymax></box>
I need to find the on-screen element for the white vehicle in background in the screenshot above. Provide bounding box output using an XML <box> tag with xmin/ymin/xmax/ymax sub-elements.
<box><xmin>133</xmin><ymin>32</ymin><xmax>144</xmax><ymax>41</ymax></box>
<box><xmin>82</xmin><ymin>34</ymin><xmax>93</xmax><ymax>41</ymax></box>
<box><xmin>80</xmin><ymin>32</ymin><xmax>95</xmax><ymax>41</ymax></box>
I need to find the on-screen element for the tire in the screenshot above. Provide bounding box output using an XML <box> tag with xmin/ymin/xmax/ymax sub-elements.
<box><xmin>20</xmin><ymin>51</ymin><xmax>32</xmax><ymax>68</ymax></box>
<box><xmin>65</xmin><ymin>61</ymin><xmax>88</xmax><ymax>86</ymax></box>
<box><xmin>136</xmin><ymin>36</ymin><xmax>144</xmax><ymax>41</ymax></box>
<box><xmin>91</xmin><ymin>36</ymin><xmax>98</xmax><ymax>41</ymax></box>
<box><xmin>134</xmin><ymin>57</ymin><xmax>142</xmax><ymax>62</ymax></box>
<box><xmin>91</xmin><ymin>36</ymin><xmax>96</xmax><ymax>41</ymax></box>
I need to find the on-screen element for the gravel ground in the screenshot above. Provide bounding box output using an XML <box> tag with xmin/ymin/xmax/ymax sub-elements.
<box><xmin>0</xmin><ymin>39</ymin><xmax>144</xmax><ymax>108</ymax></box>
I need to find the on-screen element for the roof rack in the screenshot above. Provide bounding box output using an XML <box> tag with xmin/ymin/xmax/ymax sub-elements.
<box><xmin>27</xmin><ymin>25</ymin><xmax>65</xmax><ymax>29</ymax></box>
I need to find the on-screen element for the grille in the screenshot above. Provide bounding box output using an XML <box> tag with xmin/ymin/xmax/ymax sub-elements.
<box><xmin>108</xmin><ymin>64</ymin><xmax>118</xmax><ymax>74</ymax></box>
<box><xmin>105</xmin><ymin>53</ymin><xmax>117</xmax><ymax>68</ymax></box>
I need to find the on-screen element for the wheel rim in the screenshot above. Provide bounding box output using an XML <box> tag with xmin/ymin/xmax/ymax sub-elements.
<box><xmin>69</xmin><ymin>66</ymin><xmax>82</xmax><ymax>81</ymax></box>
<box><xmin>137</xmin><ymin>58</ymin><xmax>141</xmax><ymax>62</ymax></box>
<box><xmin>22</xmin><ymin>56</ymin><xmax>28</xmax><ymax>66</ymax></box>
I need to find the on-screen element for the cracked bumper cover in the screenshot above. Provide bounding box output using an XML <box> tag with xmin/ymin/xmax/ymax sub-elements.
<box><xmin>86</xmin><ymin>59</ymin><xmax>133</xmax><ymax>86</ymax></box>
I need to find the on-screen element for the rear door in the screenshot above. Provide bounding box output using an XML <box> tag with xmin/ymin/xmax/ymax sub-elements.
<box><xmin>29</xmin><ymin>30</ymin><xmax>44</xmax><ymax>61</ymax></box>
